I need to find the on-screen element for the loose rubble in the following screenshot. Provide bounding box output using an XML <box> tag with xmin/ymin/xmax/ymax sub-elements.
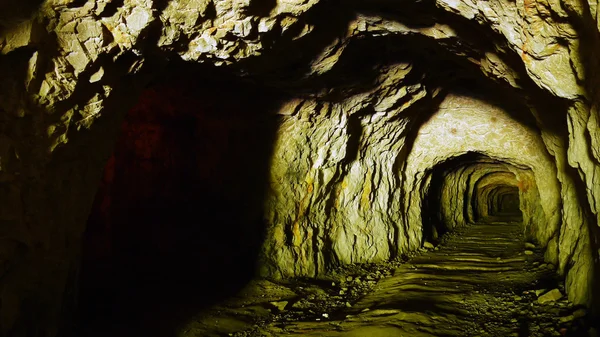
<box><xmin>180</xmin><ymin>222</ymin><xmax>597</xmax><ymax>337</ymax></box>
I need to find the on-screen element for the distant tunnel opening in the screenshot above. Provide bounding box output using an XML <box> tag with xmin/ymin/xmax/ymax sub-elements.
<box><xmin>491</xmin><ymin>186</ymin><xmax>521</xmax><ymax>217</ymax></box>
<box><xmin>473</xmin><ymin>173</ymin><xmax>524</xmax><ymax>224</ymax></box>
<box><xmin>421</xmin><ymin>152</ymin><xmax>537</xmax><ymax>244</ymax></box>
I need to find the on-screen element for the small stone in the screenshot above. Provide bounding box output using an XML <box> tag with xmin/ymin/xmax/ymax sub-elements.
<box><xmin>89</xmin><ymin>66</ymin><xmax>104</xmax><ymax>83</ymax></box>
<box><xmin>322</xmin><ymin>313</ymin><xmax>329</xmax><ymax>318</ymax></box>
<box><xmin>291</xmin><ymin>301</ymin><xmax>304</xmax><ymax>309</ymax></box>
<box><xmin>424</xmin><ymin>241</ymin><xmax>434</xmax><ymax>249</ymax></box>
<box><xmin>524</xmin><ymin>250</ymin><xmax>534</xmax><ymax>255</ymax></box>
<box><xmin>538</xmin><ymin>289</ymin><xmax>563</xmax><ymax>304</ymax></box>
<box><xmin>269</xmin><ymin>300</ymin><xmax>288</xmax><ymax>311</ymax></box>
<box><xmin>559</xmin><ymin>315</ymin><xmax>574</xmax><ymax>323</ymax></box>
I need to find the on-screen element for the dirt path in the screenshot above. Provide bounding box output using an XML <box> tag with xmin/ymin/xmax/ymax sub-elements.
<box><xmin>81</xmin><ymin>222</ymin><xmax>594</xmax><ymax>336</ymax></box>
<box><xmin>251</xmin><ymin>222</ymin><xmax>587</xmax><ymax>336</ymax></box>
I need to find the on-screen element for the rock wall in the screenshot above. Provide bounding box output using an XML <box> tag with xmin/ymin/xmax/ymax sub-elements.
<box><xmin>1</xmin><ymin>0</ymin><xmax>600</xmax><ymax>334</ymax></box>
<box><xmin>261</xmin><ymin>63</ymin><xmax>433</xmax><ymax>278</ymax></box>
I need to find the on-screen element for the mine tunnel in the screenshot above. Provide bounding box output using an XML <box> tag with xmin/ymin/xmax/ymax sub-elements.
<box><xmin>71</xmin><ymin>64</ymin><xmax>597</xmax><ymax>336</ymax></box>
<box><xmin>421</xmin><ymin>152</ymin><xmax>529</xmax><ymax>244</ymax></box>
<box><xmin>1</xmin><ymin>1</ymin><xmax>600</xmax><ymax>337</ymax></box>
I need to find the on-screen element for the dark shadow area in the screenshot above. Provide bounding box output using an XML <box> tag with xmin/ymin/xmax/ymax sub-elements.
<box><xmin>475</xmin><ymin>180</ymin><xmax>523</xmax><ymax>223</ymax></box>
<box><xmin>76</xmin><ymin>61</ymin><xmax>286</xmax><ymax>337</ymax></box>
<box><xmin>0</xmin><ymin>0</ymin><xmax>44</xmax><ymax>32</ymax></box>
<box><xmin>516</xmin><ymin>316</ymin><xmax>530</xmax><ymax>337</ymax></box>
<box><xmin>421</xmin><ymin>173</ymin><xmax>446</xmax><ymax>243</ymax></box>
<box><xmin>490</xmin><ymin>186</ymin><xmax>523</xmax><ymax>220</ymax></box>
<box><xmin>243</xmin><ymin>0</ymin><xmax>277</xmax><ymax>17</ymax></box>
<box><xmin>421</xmin><ymin>151</ymin><xmax>484</xmax><ymax>242</ymax></box>
<box><xmin>496</xmin><ymin>187</ymin><xmax>520</xmax><ymax>213</ymax></box>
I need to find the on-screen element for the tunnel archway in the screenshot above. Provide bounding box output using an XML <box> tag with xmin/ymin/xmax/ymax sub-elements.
<box><xmin>472</xmin><ymin>171</ymin><xmax>523</xmax><ymax>224</ymax></box>
<box><xmin>404</xmin><ymin>92</ymin><xmax>561</xmax><ymax>252</ymax></box>
<box><xmin>420</xmin><ymin>151</ymin><xmax>536</xmax><ymax>244</ymax></box>
<box><xmin>495</xmin><ymin>187</ymin><xmax>521</xmax><ymax>216</ymax></box>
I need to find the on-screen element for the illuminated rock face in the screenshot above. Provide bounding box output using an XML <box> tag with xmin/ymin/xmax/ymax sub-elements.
<box><xmin>1</xmin><ymin>0</ymin><xmax>600</xmax><ymax>335</ymax></box>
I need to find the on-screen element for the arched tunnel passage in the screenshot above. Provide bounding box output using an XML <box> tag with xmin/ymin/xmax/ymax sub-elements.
<box><xmin>488</xmin><ymin>185</ymin><xmax>522</xmax><ymax>218</ymax></box>
<box><xmin>421</xmin><ymin>151</ymin><xmax>534</xmax><ymax>244</ymax></box>
<box><xmin>473</xmin><ymin>172</ymin><xmax>524</xmax><ymax>224</ymax></box>
<box><xmin>496</xmin><ymin>187</ymin><xmax>521</xmax><ymax>216</ymax></box>
<box><xmin>71</xmin><ymin>76</ymin><xmax>596</xmax><ymax>337</ymax></box>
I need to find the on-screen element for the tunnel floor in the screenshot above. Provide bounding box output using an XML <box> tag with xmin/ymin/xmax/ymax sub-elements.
<box><xmin>79</xmin><ymin>221</ymin><xmax>593</xmax><ymax>337</ymax></box>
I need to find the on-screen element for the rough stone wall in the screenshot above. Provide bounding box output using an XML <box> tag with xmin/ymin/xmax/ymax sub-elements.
<box><xmin>1</xmin><ymin>0</ymin><xmax>600</xmax><ymax>333</ymax></box>
<box><xmin>262</xmin><ymin>63</ymin><xmax>432</xmax><ymax>278</ymax></box>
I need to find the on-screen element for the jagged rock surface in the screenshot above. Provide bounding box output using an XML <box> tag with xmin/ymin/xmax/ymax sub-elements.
<box><xmin>1</xmin><ymin>0</ymin><xmax>600</xmax><ymax>335</ymax></box>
